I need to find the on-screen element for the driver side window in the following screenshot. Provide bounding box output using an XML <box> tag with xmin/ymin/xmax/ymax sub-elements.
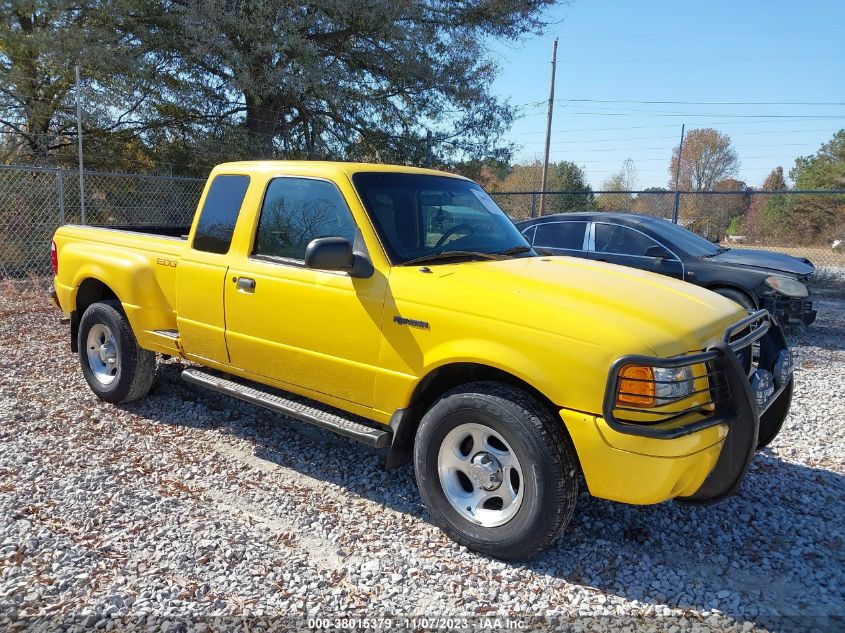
<box><xmin>253</xmin><ymin>177</ymin><xmax>357</xmax><ymax>262</ymax></box>
<box><xmin>594</xmin><ymin>223</ymin><xmax>659</xmax><ymax>257</ymax></box>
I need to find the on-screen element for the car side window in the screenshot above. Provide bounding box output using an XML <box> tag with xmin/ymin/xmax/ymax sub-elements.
<box><xmin>193</xmin><ymin>174</ymin><xmax>250</xmax><ymax>254</ymax></box>
<box><xmin>594</xmin><ymin>223</ymin><xmax>658</xmax><ymax>257</ymax></box>
<box><xmin>533</xmin><ymin>221</ymin><xmax>587</xmax><ymax>250</ymax></box>
<box><xmin>253</xmin><ymin>178</ymin><xmax>357</xmax><ymax>262</ymax></box>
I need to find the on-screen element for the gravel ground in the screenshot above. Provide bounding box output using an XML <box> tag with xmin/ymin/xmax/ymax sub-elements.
<box><xmin>0</xmin><ymin>289</ymin><xmax>843</xmax><ymax>632</ymax></box>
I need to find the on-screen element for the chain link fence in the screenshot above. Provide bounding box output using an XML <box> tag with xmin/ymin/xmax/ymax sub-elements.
<box><xmin>0</xmin><ymin>165</ymin><xmax>204</xmax><ymax>277</ymax></box>
<box><xmin>1</xmin><ymin>165</ymin><xmax>843</xmax><ymax>287</ymax></box>
<box><xmin>491</xmin><ymin>189</ymin><xmax>845</xmax><ymax>286</ymax></box>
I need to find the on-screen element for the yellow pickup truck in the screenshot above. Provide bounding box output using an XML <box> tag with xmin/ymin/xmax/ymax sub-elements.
<box><xmin>51</xmin><ymin>161</ymin><xmax>794</xmax><ymax>559</ymax></box>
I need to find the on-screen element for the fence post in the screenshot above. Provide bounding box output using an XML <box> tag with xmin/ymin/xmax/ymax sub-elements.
<box><xmin>530</xmin><ymin>193</ymin><xmax>537</xmax><ymax>219</ymax></box>
<box><xmin>57</xmin><ymin>170</ymin><xmax>65</xmax><ymax>225</ymax></box>
<box><xmin>672</xmin><ymin>190</ymin><xmax>681</xmax><ymax>224</ymax></box>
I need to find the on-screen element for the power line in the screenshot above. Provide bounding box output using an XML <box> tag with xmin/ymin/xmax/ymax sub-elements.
<box><xmin>554</xmin><ymin>27</ymin><xmax>845</xmax><ymax>40</ymax></box>
<box><xmin>512</xmin><ymin>123</ymin><xmax>839</xmax><ymax>136</ymax></box>
<box><xmin>558</xmin><ymin>98</ymin><xmax>845</xmax><ymax>107</ymax></box>
<box><xmin>557</xmin><ymin>111</ymin><xmax>845</xmax><ymax>120</ymax></box>
<box><xmin>556</xmin><ymin>54</ymin><xmax>845</xmax><ymax>65</ymax></box>
<box><xmin>521</xmin><ymin>138</ymin><xmax>823</xmax><ymax>148</ymax></box>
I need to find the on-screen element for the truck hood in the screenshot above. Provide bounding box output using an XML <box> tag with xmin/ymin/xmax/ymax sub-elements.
<box><xmin>707</xmin><ymin>248</ymin><xmax>815</xmax><ymax>277</ymax></box>
<box><xmin>396</xmin><ymin>255</ymin><xmax>747</xmax><ymax>357</ymax></box>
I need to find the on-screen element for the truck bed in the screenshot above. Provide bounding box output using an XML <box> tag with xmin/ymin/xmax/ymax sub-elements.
<box><xmin>52</xmin><ymin>224</ymin><xmax>191</xmax><ymax>355</ymax></box>
<box><xmin>89</xmin><ymin>224</ymin><xmax>190</xmax><ymax>239</ymax></box>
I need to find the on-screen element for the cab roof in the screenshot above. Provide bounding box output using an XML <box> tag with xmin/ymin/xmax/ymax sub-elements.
<box><xmin>211</xmin><ymin>160</ymin><xmax>469</xmax><ymax>180</ymax></box>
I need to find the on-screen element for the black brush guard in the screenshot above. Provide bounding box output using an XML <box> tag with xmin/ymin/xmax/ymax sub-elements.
<box><xmin>601</xmin><ymin>310</ymin><xmax>792</xmax><ymax>504</ymax></box>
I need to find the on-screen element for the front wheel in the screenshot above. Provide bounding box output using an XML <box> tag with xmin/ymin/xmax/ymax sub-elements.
<box><xmin>414</xmin><ymin>382</ymin><xmax>579</xmax><ymax>560</ymax></box>
<box><xmin>78</xmin><ymin>300</ymin><xmax>156</xmax><ymax>404</ymax></box>
<box><xmin>713</xmin><ymin>287</ymin><xmax>756</xmax><ymax>311</ymax></box>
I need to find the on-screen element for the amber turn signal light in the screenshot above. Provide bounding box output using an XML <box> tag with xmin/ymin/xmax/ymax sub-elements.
<box><xmin>617</xmin><ymin>364</ymin><xmax>656</xmax><ymax>407</ymax></box>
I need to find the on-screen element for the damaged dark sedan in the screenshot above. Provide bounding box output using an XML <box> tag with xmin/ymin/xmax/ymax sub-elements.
<box><xmin>516</xmin><ymin>212</ymin><xmax>817</xmax><ymax>328</ymax></box>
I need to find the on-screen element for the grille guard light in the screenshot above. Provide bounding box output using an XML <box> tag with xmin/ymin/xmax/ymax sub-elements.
<box><xmin>773</xmin><ymin>349</ymin><xmax>793</xmax><ymax>387</ymax></box>
<box><xmin>750</xmin><ymin>369</ymin><xmax>775</xmax><ymax>410</ymax></box>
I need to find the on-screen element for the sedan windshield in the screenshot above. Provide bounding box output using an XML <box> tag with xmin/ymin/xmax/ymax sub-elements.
<box><xmin>646</xmin><ymin>218</ymin><xmax>721</xmax><ymax>257</ymax></box>
<box><xmin>352</xmin><ymin>172</ymin><xmax>532</xmax><ymax>264</ymax></box>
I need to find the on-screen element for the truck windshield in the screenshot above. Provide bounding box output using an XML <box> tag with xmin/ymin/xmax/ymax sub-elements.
<box><xmin>352</xmin><ymin>172</ymin><xmax>532</xmax><ymax>264</ymax></box>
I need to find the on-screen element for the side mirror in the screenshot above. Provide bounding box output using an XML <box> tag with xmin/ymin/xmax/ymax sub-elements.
<box><xmin>304</xmin><ymin>237</ymin><xmax>373</xmax><ymax>278</ymax></box>
<box><xmin>305</xmin><ymin>237</ymin><xmax>355</xmax><ymax>271</ymax></box>
<box><xmin>645</xmin><ymin>245</ymin><xmax>672</xmax><ymax>259</ymax></box>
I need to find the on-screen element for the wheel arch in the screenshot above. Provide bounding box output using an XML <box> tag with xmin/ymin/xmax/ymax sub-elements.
<box><xmin>385</xmin><ymin>361</ymin><xmax>562</xmax><ymax>469</ymax></box>
<box><xmin>69</xmin><ymin>277</ymin><xmax>121</xmax><ymax>352</ymax></box>
<box><xmin>706</xmin><ymin>283</ymin><xmax>758</xmax><ymax>309</ymax></box>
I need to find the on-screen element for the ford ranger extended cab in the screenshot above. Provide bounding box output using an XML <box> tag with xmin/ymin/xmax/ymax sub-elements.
<box><xmin>50</xmin><ymin>161</ymin><xmax>794</xmax><ymax>559</ymax></box>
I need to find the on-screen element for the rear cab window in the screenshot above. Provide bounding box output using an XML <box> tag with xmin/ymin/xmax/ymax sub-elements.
<box><xmin>192</xmin><ymin>174</ymin><xmax>251</xmax><ymax>254</ymax></box>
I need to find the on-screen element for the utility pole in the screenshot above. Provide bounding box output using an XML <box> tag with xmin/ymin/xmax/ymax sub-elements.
<box><xmin>75</xmin><ymin>65</ymin><xmax>86</xmax><ymax>225</ymax></box>
<box><xmin>539</xmin><ymin>37</ymin><xmax>558</xmax><ymax>217</ymax></box>
<box><xmin>671</xmin><ymin>123</ymin><xmax>685</xmax><ymax>224</ymax></box>
<box><xmin>425</xmin><ymin>130</ymin><xmax>433</xmax><ymax>168</ymax></box>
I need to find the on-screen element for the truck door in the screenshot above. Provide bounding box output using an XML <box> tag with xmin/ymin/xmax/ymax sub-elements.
<box><xmin>176</xmin><ymin>174</ymin><xmax>251</xmax><ymax>365</ymax></box>
<box><xmin>223</xmin><ymin>176</ymin><xmax>387</xmax><ymax>408</ymax></box>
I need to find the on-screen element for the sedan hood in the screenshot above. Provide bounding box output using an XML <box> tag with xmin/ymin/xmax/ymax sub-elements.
<box><xmin>708</xmin><ymin>248</ymin><xmax>815</xmax><ymax>277</ymax></box>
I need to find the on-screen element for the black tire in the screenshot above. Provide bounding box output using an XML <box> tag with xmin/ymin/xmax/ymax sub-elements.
<box><xmin>713</xmin><ymin>287</ymin><xmax>756</xmax><ymax>311</ymax></box>
<box><xmin>78</xmin><ymin>300</ymin><xmax>156</xmax><ymax>404</ymax></box>
<box><xmin>414</xmin><ymin>381</ymin><xmax>579</xmax><ymax>560</ymax></box>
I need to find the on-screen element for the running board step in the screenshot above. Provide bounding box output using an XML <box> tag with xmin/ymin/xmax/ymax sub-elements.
<box><xmin>181</xmin><ymin>368</ymin><xmax>391</xmax><ymax>449</ymax></box>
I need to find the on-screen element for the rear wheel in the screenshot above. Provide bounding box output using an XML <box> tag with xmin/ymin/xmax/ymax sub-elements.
<box><xmin>78</xmin><ymin>300</ymin><xmax>156</xmax><ymax>404</ymax></box>
<box><xmin>414</xmin><ymin>382</ymin><xmax>579</xmax><ymax>560</ymax></box>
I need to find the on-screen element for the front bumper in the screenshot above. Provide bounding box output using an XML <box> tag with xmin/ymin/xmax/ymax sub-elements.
<box><xmin>763</xmin><ymin>293</ymin><xmax>816</xmax><ymax>327</ymax></box>
<box><xmin>563</xmin><ymin>310</ymin><xmax>792</xmax><ymax>506</ymax></box>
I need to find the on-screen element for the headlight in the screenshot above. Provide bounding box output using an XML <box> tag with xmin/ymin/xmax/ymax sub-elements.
<box><xmin>617</xmin><ymin>364</ymin><xmax>694</xmax><ymax>408</ymax></box>
<box><xmin>764</xmin><ymin>275</ymin><xmax>808</xmax><ymax>298</ymax></box>
<box><xmin>654</xmin><ymin>366</ymin><xmax>695</xmax><ymax>402</ymax></box>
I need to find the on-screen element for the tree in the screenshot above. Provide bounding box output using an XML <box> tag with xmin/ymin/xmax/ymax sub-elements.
<box><xmin>685</xmin><ymin>178</ymin><xmax>750</xmax><ymax>240</ymax></box>
<box><xmin>743</xmin><ymin>167</ymin><xmax>789</xmax><ymax>240</ymax></box>
<box><xmin>787</xmin><ymin>129</ymin><xmax>845</xmax><ymax>243</ymax></box>
<box><xmin>670</xmin><ymin>128</ymin><xmax>740</xmax><ymax>236</ymax></box>
<box><xmin>0</xmin><ymin>1</ymin><xmax>164</xmax><ymax>167</ymax></box>
<box><xmin>631</xmin><ymin>187</ymin><xmax>673</xmax><ymax>218</ymax></box>
<box><xmin>493</xmin><ymin>159</ymin><xmax>594</xmax><ymax>219</ymax></box>
<box><xmin>145</xmin><ymin>0</ymin><xmax>556</xmax><ymax>165</ymax></box>
<box><xmin>596</xmin><ymin>158</ymin><xmax>636</xmax><ymax>211</ymax></box>
<box><xmin>670</xmin><ymin>128</ymin><xmax>739</xmax><ymax>191</ymax></box>
<box><xmin>452</xmin><ymin>158</ymin><xmax>511</xmax><ymax>191</ymax></box>
<box><xmin>1</xmin><ymin>0</ymin><xmax>559</xmax><ymax>172</ymax></box>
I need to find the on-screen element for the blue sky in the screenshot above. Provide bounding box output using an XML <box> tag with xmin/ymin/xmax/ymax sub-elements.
<box><xmin>488</xmin><ymin>0</ymin><xmax>845</xmax><ymax>189</ymax></box>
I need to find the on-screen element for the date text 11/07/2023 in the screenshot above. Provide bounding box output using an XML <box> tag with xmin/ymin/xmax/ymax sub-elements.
<box><xmin>307</xmin><ymin>617</ymin><xmax>527</xmax><ymax>630</ymax></box>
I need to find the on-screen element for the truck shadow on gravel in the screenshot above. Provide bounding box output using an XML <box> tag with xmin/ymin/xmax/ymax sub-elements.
<box><xmin>127</xmin><ymin>361</ymin><xmax>845</xmax><ymax>631</ymax></box>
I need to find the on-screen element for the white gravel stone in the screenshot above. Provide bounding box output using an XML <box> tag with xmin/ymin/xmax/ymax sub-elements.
<box><xmin>0</xmin><ymin>289</ymin><xmax>843</xmax><ymax>631</ymax></box>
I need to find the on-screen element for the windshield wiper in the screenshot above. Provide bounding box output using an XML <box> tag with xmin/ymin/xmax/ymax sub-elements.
<box><xmin>702</xmin><ymin>247</ymin><xmax>730</xmax><ymax>258</ymax></box>
<box><xmin>496</xmin><ymin>245</ymin><xmax>534</xmax><ymax>257</ymax></box>
<box><xmin>402</xmin><ymin>250</ymin><xmax>504</xmax><ymax>266</ymax></box>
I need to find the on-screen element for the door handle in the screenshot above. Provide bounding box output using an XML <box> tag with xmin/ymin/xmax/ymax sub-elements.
<box><xmin>236</xmin><ymin>277</ymin><xmax>256</xmax><ymax>293</ymax></box>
